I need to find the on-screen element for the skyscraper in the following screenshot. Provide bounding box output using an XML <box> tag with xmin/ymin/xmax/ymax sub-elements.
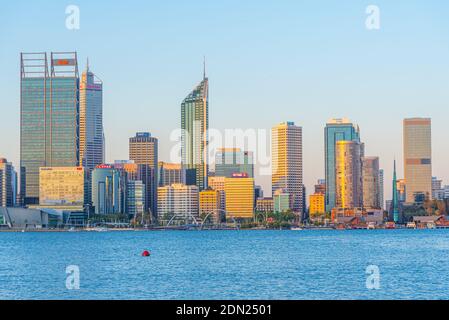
<box><xmin>158</xmin><ymin>162</ymin><xmax>185</xmax><ymax>186</ymax></box>
<box><xmin>324</xmin><ymin>118</ymin><xmax>360</xmax><ymax>212</ymax></box>
<box><xmin>403</xmin><ymin>118</ymin><xmax>432</xmax><ymax>203</ymax></box>
<box><xmin>271</xmin><ymin>122</ymin><xmax>303</xmax><ymax>214</ymax></box>
<box><xmin>379</xmin><ymin>169</ymin><xmax>384</xmax><ymax>210</ymax></box>
<box><xmin>129</xmin><ymin>132</ymin><xmax>158</xmax><ymax>220</ymax></box>
<box><xmin>79</xmin><ymin>59</ymin><xmax>104</xmax><ymax>170</ymax></box>
<box><xmin>335</xmin><ymin>141</ymin><xmax>363</xmax><ymax>209</ymax></box>
<box><xmin>224</xmin><ymin>173</ymin><xmax>255</xmax><ymax>219</ymax></box>
<box><xmin>20</xmin><ymin>52</ymin><xmax>79</xmax><ymax>205</ymax></box>
<box><xmin>0</xmin><ymin>158</ymin><xmax>15</xmax><ymax>207</ymax></box>
<box><xmin>362</xmin><ymin>156</ymin><xmax>380</xmax><ymax>209</ymax></box>
<box><xmin>215</xmin><ymin>148</ymin><xmax>254</xmax><ymax>178</ymax></box>
<box><xmin>181</xmin><ymin>67</ymin><xmax>209</xmax><ymax>191</ymax></box>
<box><xmin>92</xmin><ymin>165</ymin><xmax>123</xmax><ymax>215</ymax></box>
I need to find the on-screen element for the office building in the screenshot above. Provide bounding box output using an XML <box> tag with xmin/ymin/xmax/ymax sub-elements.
<box><xmin>335</xmin><ymin>141</ymin><xmax>363</xmax><ymax>209</ymax></box>
<box><xmin>362</xmin><ymin>157</ymin><xmax>381</xmax><ymax>209</ymax></box>
<box><xmin>199</xmin><ymin>188</ymin><xmax>221</xmax><ymax>223</ymax></box>
<box><xmin>38</xmin><ymin>167</ymin><xmax>85</xmax><ymax>210</ymax></box>
<box><xmin>92</xmin><ymin>165</ymin><xmax>123</xmax><ymax>214</ymax></box>
<box><xmin>158</xmin><ymin>162</ymin><xmax>185</xmax><ymax>186</ymax></box>
<box><xmin>129</xmin><ymin>132</ymin><xmax>158</xmax><ymax>219</ymax></box>
<box><xmin>271</xmin><ymin>122</ymin><xmax>303</xmax><ymax>214</ymax></box>
<box><xmin>325</xmin><ymin>118</ymin><xmax>360</xmax><ymax>211</ymax></box>
<box><xmin>181</xmin><ymin>69</ymin><xmax>209</xmax><ymax>191</ymax></box>
<box><xmin>215</xmin><ymin>148</ymin><xmax>254</xmax><ymax>178</ymax></box>
<box><xmin>256</xmin><ymin>198</ymin><xmax>274</xmax><ymax>213</ymax></box>
<box><xmin>403</xmin><ymin>118</ymin><xmax>432</xmax><ymax>203</ymax></box>
<box><xmin>157</xmin><ymin>184</ymin><xmax>199</xmax><ymax>224</ymax></box>
<box><xmin>20</xmin><ymin>52</ymin><xmax>80</xmax><ymax>205</ymax></box>
<box><xmin>79</xmin><ymin>60</ymin><xmax>104</xmax><ymax>170</ymax></box>
<box><xmin>224</xmin><ymin>173</ymin><xmax>254</xmax><ymax>219</ymax></box>
<box><xmin>274</xmin><ymin>190</ymin><xmax>291</xmax><ymax>213</ymax></box>
<box><xmin>0</xmin><ymin>159</ymin><xmax>16</xmax><ymax>207</ymax></box>
<box><xmin>309</xmin><ymin>193</ymin><xmax>325</xmax><ymax>215</ymax></box>
<box><xmin>208</xmin><ymin>176</ymin><xmax>226</xmax><ymax>212</ymax></box>
<box><xmin>126</xmin><ymin>180</ymin><xmax>145</xmax><ymax>217</ymax></box>
<box><xmin>379</xmin><ymin>169</ymin><xmax>384</xmax><ymax>210</ymax></box>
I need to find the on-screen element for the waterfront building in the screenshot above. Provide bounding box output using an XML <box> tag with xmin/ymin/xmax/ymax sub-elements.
<box><xmin>432</xmin><ymin>177</ymin><xmax>444</xmax><ymax>201</ymax></box>
<box><xmin>271</xmin><ymin>122</ymin><xmax>304</xmax><ymax>214</ymax></box>
<box><xmin>38</xmin><ymin>167</ymin><xmax>85</xmax><ymax>211</ymax></box>
<box><xmin>199</xmin><ymin>188</ymin><xmax>221</xmax><ymax>223</ymax></box>
<box><xmin>224</xmin><ymin>173</ymin><xmax>254</xmax><ymax>219</ymax></box>
<box><xmin>157</xmin><ymin>184</ymin><xmax>199</xmax><ymax>224</ymax></box>
<box><xmin>324</xmin><ymin>118</ymin><xmax>360</xmax><ymax>212</ymax></box>
<box><xmin>20</xmin><ymin>52</ymin><xmax>80</xmax><ymax>205</ymax></box>
<box><xmin>79</xmin><ymin>60</ymin><xmax>104</xmax><ymax>170</ymax></box>
<box><xmin>129</xmin><ymin>132</ymin><xmax>158</xmax><ymax>219</ymax></box>
<box><xmin>158</xmin><ymin>162</ymin><xmax>185</xmax><ymax>186</ymax></box>
<box><xmin>215</xmin><ymin>148</ymin><xmax>254</xmax><ymax>178</ymax></box>
<box><xmin>309</xmin><ymin>193</ymin><xmax>325</xmax><ymax>215</ymax></box>
<box><xmin>273</xmin><ymin>190</ymin><xmax>291</xmax><ymax>213</ymax></box>
<box><xmin>256</xmin><ymin>197</ymin><xmax>274</xmax><ymax>213</ymax></box>
<box><xmin>181</xmin><ymin>68</ymin><xmax>209</xmax><ymax>191</ymax></box>
<box><xmin>335</xmin><ymin>140</ymin><xmax>363</xmax><ymax>209</ymax></box>
<box><xmin>208</xmin><ymin>176</ymin><xmax>226</xmax><ymax>212</ymax></box>
<box><xmin>126</xmin><ymin>180</ymin><xmax>145</xmax><ymax>217</ymax></box>
<box><xmin>403</xmin><ymin>118</ymin><xmax>432</xmax><ymax>203</ymax></box>
<box><xmin>92</xmin><ymin>165</ymin><xmax>123</xmax><ymax>214</ymax></box>
<box><xmin>0</xmin><ymin>158</ymin><xmax>16</xmax><ymax>207</ymax></box>
<box><xmin>362</xmin><ymin>157</ymin><xmax>381</xmax><ymax>209</ymax></box>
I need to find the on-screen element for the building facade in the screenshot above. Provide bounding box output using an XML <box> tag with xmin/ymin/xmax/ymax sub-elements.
<box><xmin>208</xmin><ymin>176</ymin><xmax>226</xmax><ymax>213</ymax></box>
<box><xmin>158</xmin><ymin>162</ymin><xmax>185</xmax><ymax>186</ymax></box>
<box><xmin>403</xmin><ymin>118</ymin><xmax>432</xmax><ymax>203</ymax></box>
<box><xmin>20</xmin><ymin>52</ymin><xmax>80</xmax><ymax>205</ymax></box>
<box><xmin>126</xmin><ymin>180</ymin><xmax>145</xmax><ymax>217</ymax></box>
<box><xmin>362</xmin><ymin>156</ymin><xmax>381</xmax><ymax>209</ymax></box>
<box><xmin>92</xmin><ymin>165</ymin><xmax>123</xmax><ymax>214</ymax></box>
<box><xmin>0</xmin><ymin>159</ymin><xmax>16</xmax><ymax>207</ymax></box>
<box><xmin>181</xmin><ymin>73</ymin><xmax>209</xmax><ymax>191</ymax></box>
<box><xmin>224</xmin><ymin>174</ymin><xmax>254</xmax><ymax>219</ymax></box>
<box><xmin>199</xmin><ymin>189</ymin><xmax>221</xmax><ymax>223</ymax></box>
<box><xmin>215</xmin><ymin>148</ymin><xmax>254</xmax><ymax>178</ymax></box>
<box><xmin>271</xmin><ymin>122</ymin><xmax>303</xmax><ymax>214</ymax></box>
<box><xmin>256</xmin><ymin>197</ymin><xmax>274</xmax><ymax>213</ymax></box>
<box><xmin>335</xmin><ymin>140</ymin><xmax>363</xmax><ymax>209</ymax></box>
<box><xmin>157</xmin><ymin>184</ymin><xmax>199</xmax><ymax>224</ymax></box>
<box><xmin>129</xmin><ymin>132</ymin><xmax>158</xmax><ymax>219</ymax></box>
<box><xmin>309</xmin><ymin>193</ymin><xmax>325</xmax><ymax>215</ymax></box>
<box><xmin>38</xmin><ymin>167</ymin><xmax>85</xmax><ymax>210</ymax></box>
<box><xmin>324</xmin><ymin>118</ymin><xmax>360</xmax><ymax>212</ymax></box>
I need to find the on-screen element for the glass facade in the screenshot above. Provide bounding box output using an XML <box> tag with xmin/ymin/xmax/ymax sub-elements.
<box><xmin>181</xmin><ymin>76</ymin><xmax>209</xmax><ymax>191</ymax></box>
<box><xmin>92</xmin><ymin>166</ymin><xmax>122</xmax><ymax>214</ymax></box>
<box><xmin>215</xmin><ymin>148</ymin><xmax>254</xmax><ymax>178</ymax></box>
<box><xmin>20</xmin><ymin>52</ymin><xmax>79</xmax><ymax>205</ymax></box>
<box><xmin>324</xmin><ymin>118</ymin><xmax>360</xmax><ymax>212</ymax></box>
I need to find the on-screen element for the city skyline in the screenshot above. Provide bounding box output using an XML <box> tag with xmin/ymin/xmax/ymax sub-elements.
<box><xmin>1</xmin><ymin>1</ymin><xmax>449</xmax><ymax>201</ymax></box>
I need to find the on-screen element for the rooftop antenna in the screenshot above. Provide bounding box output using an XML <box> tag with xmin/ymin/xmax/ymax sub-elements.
<box><xmin>86</xmin><ymin>57</ymin><xmax>90</xmax><ymax>72</ymax></box>
<box><xmin>203</xmin><ymin>56</ymin><xmax>206</xmax><ymax>80</ymax></box>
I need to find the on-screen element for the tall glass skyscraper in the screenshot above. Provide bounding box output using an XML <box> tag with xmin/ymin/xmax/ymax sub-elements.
<box><xmin>20</xmin><ymin>52</ymin><xmax>79</xmax><ymax>205</ymax></box>
<box><xmin>79</xmin><ymin>59</ymin><xmax>104</xmax><ymax>170</ymax></box>
<box><xmin>181</xmin><ymin>70</ymin><xmax>209</xmax><ymax>191</ymax></box>
<box><xmin>324</xmin><ymin>118</ymin><xmax>360</xmax><ymax>212</ymax></box>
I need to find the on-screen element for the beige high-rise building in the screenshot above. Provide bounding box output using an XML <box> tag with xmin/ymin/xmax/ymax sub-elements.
<box><xmin>271</xmin><ymin>122</ymin><xmax>303</xmax><ymax>214</ymax></box>
<box><xmin>335</xmin><ymin>141</ymin><xmax>363</xmax><ymax>209</ymax></box>
<box><xmin>208</xmin><ymin>176</ymin><xmax>226</xmax><ymax>212</ymax></box>
<box><xmin>403</xmin><ymin>118</ymin><xmax>432</xmax><ymax>203</ymax></box>
<box><xmin>362</xmin><ymin>156</ymin><xmax>381</xmax><ymax>209</ymax></box>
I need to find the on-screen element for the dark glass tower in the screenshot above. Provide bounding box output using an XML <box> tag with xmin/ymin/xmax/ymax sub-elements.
<box><xmin>20</xmin><ymin>52</ymin><xmax>79</xmax><ymax>205</ymax></box>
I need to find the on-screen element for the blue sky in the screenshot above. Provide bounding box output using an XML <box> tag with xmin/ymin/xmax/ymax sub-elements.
<box><xmin>1</xmin><ymin>0</ymin><xmax>448</xmax><ymax>199</ymax></box>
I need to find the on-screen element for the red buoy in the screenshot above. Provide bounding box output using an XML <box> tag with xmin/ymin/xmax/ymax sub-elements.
<box><xmin>142</xmin><ymin>250</ymin><xmax>151</xmax><ymax>257</ymax></box>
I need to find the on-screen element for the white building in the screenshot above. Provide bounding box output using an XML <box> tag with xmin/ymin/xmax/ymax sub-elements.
<box><xmin>157</xmin><ymin>184</ymin><xmax>199</xmax><ymax>224</ymax></box>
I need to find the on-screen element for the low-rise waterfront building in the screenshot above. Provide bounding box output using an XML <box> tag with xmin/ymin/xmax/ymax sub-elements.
<box><xmin>157</xmin><ymin>184</ymin><xmax>199</xmax><ymax>224</ymax></box>
<box><xmin>256</xmin><ymin>197</ymin><xmax>274</xmax><ymax>213</ymax></box>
